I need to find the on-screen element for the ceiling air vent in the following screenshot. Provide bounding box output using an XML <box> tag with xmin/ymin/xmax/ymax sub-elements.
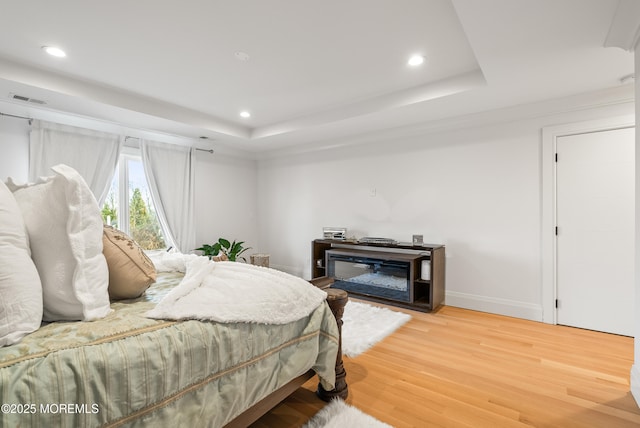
<box><xmin>9</xmin><ymin>93</ymin><xmax>47</xmax><ymax>105</ymax></box>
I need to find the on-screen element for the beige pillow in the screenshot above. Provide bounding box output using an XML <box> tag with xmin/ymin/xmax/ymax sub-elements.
<box><xmin>102</xmin><ymin>225</ymin><xmax>157</xmax><ymax>300</ymax></box>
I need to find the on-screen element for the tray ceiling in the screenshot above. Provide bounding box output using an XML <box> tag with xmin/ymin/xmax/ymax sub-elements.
<box><xmin>0</xmin><ymin>0</ymin><xmax>633</xmax><ymax>154</ymax></box>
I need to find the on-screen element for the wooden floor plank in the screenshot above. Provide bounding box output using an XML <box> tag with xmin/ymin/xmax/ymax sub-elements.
<box><xmin>251</xmin><ymin>304</ymin><xmax>640</xmax><ymax>427</ymax></box>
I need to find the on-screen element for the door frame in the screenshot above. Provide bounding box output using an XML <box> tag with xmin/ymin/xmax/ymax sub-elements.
<box><xmin>541</xmin><ymin>115</ymin><xmax>635</xmax><ymax>324</ymax></box>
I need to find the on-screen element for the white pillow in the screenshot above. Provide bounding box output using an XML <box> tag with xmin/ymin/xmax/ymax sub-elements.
<box><xmin>7</xmin><ymin>164</ymin><xmax>110</xmax><ymax>321</ymax></box>
<box><xmin>0</xmin><ymin>180</ymin><xmax>43</xmax><ymax>346</ymax></box>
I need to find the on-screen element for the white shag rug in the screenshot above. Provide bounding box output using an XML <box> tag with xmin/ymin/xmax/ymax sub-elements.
<box><xmin>341</xmin><ymin>301</ymin><xmax>411</xmax><ymax>357</ymax></box>
<box><xmin>303</xmin><ymin>399</ymin><xmax>393</xmax><ymax>428</ymax></box>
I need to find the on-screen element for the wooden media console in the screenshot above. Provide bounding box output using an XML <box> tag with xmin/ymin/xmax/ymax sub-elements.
<box><xmin>311</xmin><ymin>239</ymin><xmax>445</xmax><ymax>312</ymax></box>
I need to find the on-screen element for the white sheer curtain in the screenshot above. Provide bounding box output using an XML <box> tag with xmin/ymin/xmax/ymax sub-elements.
<box><xmin>29</xmin><ymin>120</ymin><xmax>123</xmax><ymax>205</ymax></box>
<box><xmin>140</xmin><ymin>139</ymin><xmax>196</xmax><ymax>253</ymax></box>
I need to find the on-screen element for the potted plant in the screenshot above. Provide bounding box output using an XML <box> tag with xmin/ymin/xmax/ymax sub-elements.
<box><xmin>195</xmin><ymin>238</ymin><xmax>251</xmax><ymax>262</ymax></box>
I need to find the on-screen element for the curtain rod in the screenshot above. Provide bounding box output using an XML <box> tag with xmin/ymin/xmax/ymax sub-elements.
<box><xmin>0</xmin><ymin>115</ymin><xmax>214</xmax><ymax>153</ymax></box>
<box><xmin>0</xmin><ymin>111</ymin><xmax>33</xmax><ymax>125</ymax></box>
<box><xmin>124</xmin><ymin>135</ymin><xmax>214</xmax><ymax>154</ymax></box>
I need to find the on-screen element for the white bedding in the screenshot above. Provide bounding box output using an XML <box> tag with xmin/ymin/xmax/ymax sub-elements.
<box><xmin>146</xmin><ymin>257</ymin><xmax>328</xmax><ymax>324</ymax></box>
<box><xmin>147</xmin><ymin>250</ymin><xmax>200</xmax><ymax>272</ymax></box>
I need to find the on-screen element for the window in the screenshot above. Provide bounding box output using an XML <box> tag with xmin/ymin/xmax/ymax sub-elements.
<box><xmin>101</xmin><ymin>151</ymin><xmax>167</xmax><ymax>250</ymax></box>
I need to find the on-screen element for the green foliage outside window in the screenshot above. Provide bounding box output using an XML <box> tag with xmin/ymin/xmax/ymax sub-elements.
<box><xmin>101</xmin><ymin>187</ymin><xmax>166</xmax><ymax>250</ymax></box>
<box><xmin>101</xmin><ymin>193</ymin><xmax>118</xmax><ymax>226</ymax></box>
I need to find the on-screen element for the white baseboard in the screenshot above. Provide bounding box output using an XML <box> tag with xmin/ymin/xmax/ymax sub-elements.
<box><xmin>445</xmin><ymin>291</ymin><xmax>543</xmax><ymax>322</ymax></box>
<box><xmin>632</xmin><ymin>365</ymin><xmax>640</xmax><ymax>407</ymax></box>
<box><xmin>267</xmin><ymin>271</ymin><xmax>544</xmax><ymax>321</ymax></box>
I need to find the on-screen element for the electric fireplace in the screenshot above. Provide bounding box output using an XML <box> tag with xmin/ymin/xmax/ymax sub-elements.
<box><xmin>326</xmin><ymin>249</ymin><xmax>420</xmax><ymax>302</ymax></box>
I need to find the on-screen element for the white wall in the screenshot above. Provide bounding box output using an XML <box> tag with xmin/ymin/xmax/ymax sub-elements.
<box><xmin>632</xmin><ymin>38</ymin><xmax>640</xmax><ymax>405</ymax></box>
<box><xmin>257</xmin><ymin>89</ymin><xmax>635</xmax><ymax>321</ymax></box>
<box><xmin>194</xmin><ymin>152</ymin><xmax>259</xmax><ymax>255</ymax></box>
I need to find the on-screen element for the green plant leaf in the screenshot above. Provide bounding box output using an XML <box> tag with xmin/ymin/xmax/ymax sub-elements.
<box><xmin>195</xmin><ymin>244</ymin><xmax>211</xmax><ymax>253</ymax></box>
<box><xmin>200</xmin><ymin>238</ymin><xmax>252</xmax><ymax>262</ymax></box>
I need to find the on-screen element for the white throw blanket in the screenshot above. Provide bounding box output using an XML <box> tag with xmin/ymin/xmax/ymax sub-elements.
<box><xmin>146</xmin><ymin>257</ymin><xmax>327</xmax><ymax>324</ymax></box>
<box><xmin>147</xmin><ymin>250</ymin><xmax>200</xmax><ymax>273</ymax></box>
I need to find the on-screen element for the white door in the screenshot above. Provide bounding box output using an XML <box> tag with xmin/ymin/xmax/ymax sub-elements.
<box><xmin>556</xmin><ymin>127</ymin><xmax>635</xmax><ymax>336</ymax></box>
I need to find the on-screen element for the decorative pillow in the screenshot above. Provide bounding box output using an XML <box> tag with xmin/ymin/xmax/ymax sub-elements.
<box><xmin>7</xmin><ymin>164</ymin><xmax>110</xmax><ymax>322</ymax></box>
<box><xmin>102</xmin><ymin>225</ymin><xmax>157</xmax><ymax>300</ymax></box>
<box><xmin>0</xmin><ymin>180</ymin><xmax>43</xmax><ymax>346</ymax></box>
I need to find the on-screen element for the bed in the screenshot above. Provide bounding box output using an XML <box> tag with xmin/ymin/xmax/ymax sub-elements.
<box><xmin>0</xmin><ymin>270</ymin><xmax>348</xmax><ymax>427</ymax></box>
<box><xmin>0</xmin><ymin>165</ymin><xmax>348</xmax><ymax>427</ymax></box>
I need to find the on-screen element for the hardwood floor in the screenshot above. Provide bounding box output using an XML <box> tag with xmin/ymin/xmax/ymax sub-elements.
<box><xmin>251</xmin><ymin>303</ymin><xmax>640</xmax><ymax>427</ymax></box>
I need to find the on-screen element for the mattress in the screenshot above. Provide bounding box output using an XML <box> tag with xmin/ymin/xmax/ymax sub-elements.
<box><xmin>0</xmin><ymin>272</ymin><xmax>340</xmax><ymax>427</ymax></box>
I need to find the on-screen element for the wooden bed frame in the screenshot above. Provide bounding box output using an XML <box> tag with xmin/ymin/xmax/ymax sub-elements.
<box><xmin>225</xmin><ymin>277</ymin><xmax>348</xmax><ymax>427</ymax></box>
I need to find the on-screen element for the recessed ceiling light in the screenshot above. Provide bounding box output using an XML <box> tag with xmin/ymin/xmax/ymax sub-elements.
<box><xmin>42</xmin><ymin>46</ymin><xmax>66</xmax><ymax>58</ymax></box>
<box><xmin>240</xmin><ymin>111</ymin><xmax>251</xmax><ymax>118</ymax></box>
<box><xmin>407</xmin><ymin>54</ymin><xmax>425</xmax><ymax>66</ymax></box>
